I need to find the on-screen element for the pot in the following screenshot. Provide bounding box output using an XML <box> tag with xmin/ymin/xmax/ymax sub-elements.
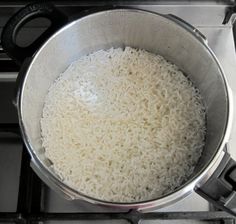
<box><xmin>2</xmin><ymin>2</ymin><xmax>236</xmax><ymax>215</ymax></box>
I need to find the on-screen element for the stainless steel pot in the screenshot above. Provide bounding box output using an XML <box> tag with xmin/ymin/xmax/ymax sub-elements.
<box><xmin>2</xmin><ymin>2</ymin><xmax>236</xmax><ymax>215</ymax></box>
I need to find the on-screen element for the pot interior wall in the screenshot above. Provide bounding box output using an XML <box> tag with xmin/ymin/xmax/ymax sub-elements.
<box><xmin>20</xmin><ymin>10</ymin><xmax>229</xmax><ymax>199</ymax></box>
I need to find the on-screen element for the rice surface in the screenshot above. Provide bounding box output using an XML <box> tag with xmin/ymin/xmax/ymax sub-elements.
<box><xmin>41</xmin><ymin>47</ymin><xmax>206</xmax><ymax>202</ymax></box>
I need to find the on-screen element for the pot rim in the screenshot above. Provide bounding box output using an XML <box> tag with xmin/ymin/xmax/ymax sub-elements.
<box><xmin>17</xmin><ymin>8</ymin><xmax>233</xmax><ymax>209</ymax></box>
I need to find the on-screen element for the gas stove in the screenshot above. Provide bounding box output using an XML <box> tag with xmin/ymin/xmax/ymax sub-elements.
<box><xmin>1</xmin><ymin>1</ymin><xmax>236</xmax><ymax>223</ymax></box>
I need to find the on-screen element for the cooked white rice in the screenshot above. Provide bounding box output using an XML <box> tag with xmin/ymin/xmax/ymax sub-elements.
<box><xmin>41</xmin><ymin>47</ymin><xmax>206</xmax><ymax>202</ymax></box>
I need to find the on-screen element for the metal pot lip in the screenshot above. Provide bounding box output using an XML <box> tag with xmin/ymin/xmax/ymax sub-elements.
<box><xmin>17</xmin><ymin>8</ymin><xmax>233</xmax><ymax>208</ymax></box>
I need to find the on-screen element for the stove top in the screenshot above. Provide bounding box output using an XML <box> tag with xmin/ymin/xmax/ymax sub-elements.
<box><xmin>0</xmin><ymin>1</ymin><xmax>236</xmax><ymax>223</ymax></box>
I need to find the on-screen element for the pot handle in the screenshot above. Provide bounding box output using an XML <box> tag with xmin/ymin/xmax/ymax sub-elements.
<box><xmin>195</xmin><ymin>151</ymin><xmax>236</xmax><ymax>215</ymax></box>
<box><xmin>1</xmin><ymin>2</ymin><xmax>68</xmax><ymax>65</ymax></box>
<box><xmin>0</xmin><ymin>123</ymin><xmax>20</xmax><ymax>136</ymax></box>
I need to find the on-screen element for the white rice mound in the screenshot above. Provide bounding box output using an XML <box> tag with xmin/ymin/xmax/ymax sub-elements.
<box><xmin>41</xmin><ymin>47</ymin><xmax>206</xmax><ymax>202</ymax></box>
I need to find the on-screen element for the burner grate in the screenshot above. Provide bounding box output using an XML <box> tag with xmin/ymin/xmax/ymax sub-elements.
<box><xmin>0</xmin><ymin>211</ymin><xmax>235</xmax><ymax>224</ymax></box>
